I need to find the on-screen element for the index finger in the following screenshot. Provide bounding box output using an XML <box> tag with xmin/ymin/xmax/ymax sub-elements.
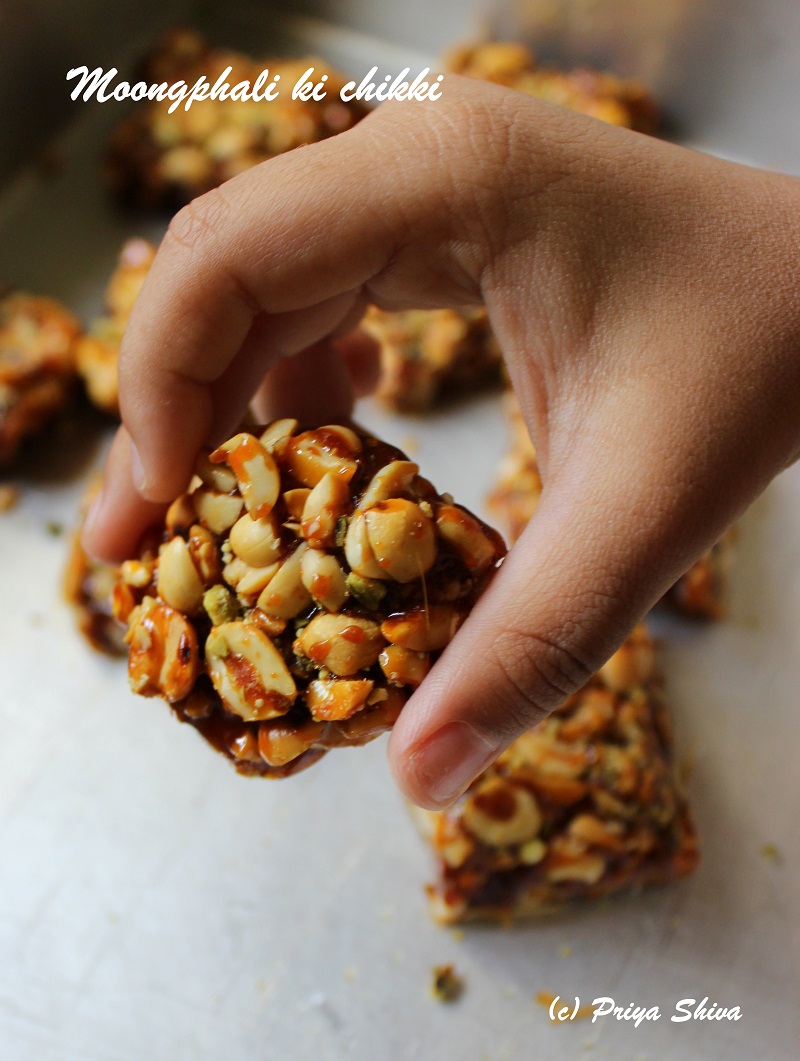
<box><xmin>119</xmin><ymin>124</ymin><xmax>397</xmax><ymax>503</ymax></box>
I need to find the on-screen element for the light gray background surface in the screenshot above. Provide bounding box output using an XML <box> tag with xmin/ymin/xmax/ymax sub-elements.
<box><xmin>0</xmin><ymin>4</ymin><xmax>797</xmax><ymax>1059</ymax></box>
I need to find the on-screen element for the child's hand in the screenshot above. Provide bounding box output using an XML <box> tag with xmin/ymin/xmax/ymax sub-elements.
<box><xmin>83</xmin><ymin>75</ymin><xmax>800</xmax><ymax>808</ymax></box>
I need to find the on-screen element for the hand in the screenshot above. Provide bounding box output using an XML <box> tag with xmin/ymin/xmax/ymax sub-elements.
<box><xmin>83</xmin><ymin>75</ymin><xmax>800</xmax><ymax>808</ymax></box>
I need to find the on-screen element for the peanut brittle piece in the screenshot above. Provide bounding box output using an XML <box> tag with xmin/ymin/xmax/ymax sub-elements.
<box><xmin>64</xmin><ymin>481</ymin><xmax>128</xmax><ymax>656</ymax></box>
<box><xmin>489</xmin><ymin>395</ymin><xmax>736</xmax><ymax>620</ymax></box>
<box><xmin>107</xmin><ymin>28</ymin><xmax>367</xmax><ymax>210</ymax></box>
<box><xmin>411</xmin><ymin>624</ymin><xmax>699</xmax><ymax>923</ymax></box>
<box><xmin>662</xmin><ymin>529</ymin><xmax>737</xmax><ymax>620</ymax></box>
<box><xmin>364</xmin><ymin>307</ymin><xmax>503</xmax><ymax>413</ymax></box>
<box><xmin>76</xmin><ymin>238</ymin><xmax>155</xmax><ymax>416</ymax></box>
<box><xmin>113</xmin><ymin>419</ymin><xmax>506</xmax><ymax>778</ymax></box>
<box><xmin>0</xmin><ymin>293</ymin><xmax>81</xmax><ymax>465</ymax></box>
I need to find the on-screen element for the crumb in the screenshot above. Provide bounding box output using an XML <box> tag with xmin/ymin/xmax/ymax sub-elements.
<box><xmin>401</xmin><ymin>434</ymin><xmax>419</xmax><ymax>456</ymax></box>
<box><xmin>431</xmin><ymin>963</ymin><xmax>464</xmax><ymax>1003</ymax></box>
<box><xmin>449</xmin><ymin>927</ymin><xmax>465</xmax><ymax>943</ymax></box>
<box><xmin>106</xmin><ymin>910</ymin><xmax>120</xmax><ymax>924</ymax></box>
<box><xmin>559</xmin><ymin>944</ymin><xmax>572</xmax><ymax>958</ymax></box>
<box><xmin>378</xmin><ymin>905</ymin><xmax>395</xmax><ymax>922</ymax></box>
<box><xmin>342</xmin><ymin>965</ymin><xmax>357</xmax><ymax>983</ymax></box>
<box><xmin>0</xmin><ymin>485</ymin><xmax>19</xmax><ymax>513</ymax></box>
<box><xmin>503</xmin><ymin>985</ymin><xmax>517</xmax><ymax>998</ymax></box>
<box><xmin>761</xmin><ymin>842</ymin><xmax>783</xmax><ymax>864</ymax></box>
<box><xmin>28</xmin><ymin>613</ymin><xmax>45</xmax><ymax>627</ymax></box>
<box><xmin>536</xmin><ymin>992</ymin><xmax>594</xmax><ymax>1021</ymax></box>
<box><xmin>46</xmin><ymin>520</ymin><xmax>64</xmax><ymax>537</ymax></box>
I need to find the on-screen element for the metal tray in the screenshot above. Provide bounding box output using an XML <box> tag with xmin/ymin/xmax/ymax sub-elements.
<box><xmin>0</xmin><ymin>6</ymin><xmax>797</xmax><ymax>1059</ymax></box>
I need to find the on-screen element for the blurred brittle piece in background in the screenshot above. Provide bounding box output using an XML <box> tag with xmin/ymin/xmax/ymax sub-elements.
<box><xmin>107</xmin><ymin>28</ymin><xmax>368</xmax><ymax>210</ymax></box>
<box><xmin>0</xmin><ymin>293</ymin><xmax>81</xmax><ymax>466</ymax></box>
<box><xmin>76</xmin><ymin>238</ymin><xmax>156</xmax><ymax>417</ymax></box>
<box><xmin>412</xmin><ymin>623</ymin><xmax>699</xmax><ymax>923</ymax></box>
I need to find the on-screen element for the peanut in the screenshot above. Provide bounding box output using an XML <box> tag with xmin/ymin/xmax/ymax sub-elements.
<box><xmin>282</xmin><ymin>425</ymin><xmax>361</xmax><ymax>487</ymax></box>
<box><xmin>463</xmin><ymin>777</ymin><xmax>542</xmax><ymax>847</ymax></box>
<box><xmin>229</xmin><ymin>511</ymin><xmax>283</xmax><ymax>567</ymax></box>
<box><xmin>195</xmin><ymin>451</ymin><xmax>237</xmax><ymax>493</ymax></box>
<box><xmin>381</xmin><ymin>604</ymin><xmax>465</xmax><ymax>652</ymax></box>
<box><xmin>127</xmin><ymin>597</ymin><xmax>199</xmax><ymax>703</ymax></box>
<box><xmin>223</xmin><ymin>557</ymin><xmax>280</xmax><ymax>603</ymax></box>
<box><xmin>301</xmin><ymin>473</ymin><xmax>351</xmax><ymax>548</ymax></box>
<box><xmin>258</xmin><ymin>715</ymin><xmax>327</xmax><ymax>767</ymax></box>
<box><xmin>305</xmin><ymin>678</ymin><xmax>374</xmax><ymax>721</ymax></box>
<box><xmin>334</xmin><ymin>687</ymin><xmax>405</xmax><ymax>741</ymax></box>
<box><xmin>205</xmin><ymin>620</ymin><xmax>297</xmax><ymax>721</ymax></box>
<box><xmin>379</xmin><ymin>645</ymin><xmax>431</xmax><ymax>688</ymax></box>
<box><xmin>435</xmin><ymin>503</ymin><xmax>498</xmax><ymax>574</ymax></box>
<box><xmin>188</xmin><ymin>523</ymin><xmax>222</xmax><ymax>584</ymax></box>
<box><xmin>165</xmin><ymin>493</ymin><xmax>197</xmax><ymax>537</ymax></box>
<box><xmin>294</xmin><ymin>613</ymin><xmax>384</xmax><ymax>676</ymax></box>
<box><xmin>344</xmin><ymin>511</ymin><xmax>386</xmax><ymax>579</ymax></box>
<box><xmin>283</xmin><ymin>487</ymin><xmax>310</xmax><ymax>519</ymax></box>
<box><xmin>157</xmin><ymin>536</ymin><xmax>204</xmax><ymax>614</ymax></box>
<box><xmin>598</xmin><ymin>625</ymin><xmax>655</xmax><ymax>691</ymax></box>
<box><xmin>193</xmin><ymin>486</ymin><xmax>244</xmax><ymax>534</ymax></box>
<box><xmin>357</xmin><ymin>460</ymin><xmax>419</xmax><ymax>510</ymax></box>
<box><xmin>259</xmin><ymin>417</ymin><xmax>298</xmax><ymax>457</ymax></box>
<box><xmin>256</xmin><ymin>543</ymin><xmax>311</xmax><ymax>619</ymax></box>
<box><xmin>363</xmin><ymin>499</ymin><xmax>436</xmax><ymax>583</ymax></box>
<box><xmin>210</xmin><ymin>432</ymin><xmax>280</xmax><ymax>519</ymax></box>
<box><xmin>300</xmin><ymin>549</ymin><xmax>348</xmax><ymax>612</ymax></box>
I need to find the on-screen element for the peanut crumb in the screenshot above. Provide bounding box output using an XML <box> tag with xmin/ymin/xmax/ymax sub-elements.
<box><xmin>342</xmin><ymin>965</ymin><xmax>357</xmax><ymax>983</ymax></box>
<box><xmin>0</xmin><ymin>485</ymin><xmax>19</xmax><ymax>513</ymax></box>
<box><xmin>559</xmin><ymin>944</ymin><xmax>572</xmax><ymax>958</ymax></box>
<box><xmin>449</xmin><ymin>927</ymin><xmax>465</xmax><ymax>943</ymax></box>
<box><xmin>431</xmin><ymin>963</ymin><xmax>463</xmax><ymax>1003</ymax></box>
<box><xmin>401</xmin><ymin>434</ymin><xmax>419</xmax><ymax>456</ymax></box>
<box><xmin>45</xmin><ymin>520</ymin><xmax>64</xmax><ymax>537</ymax></box>
<box><xmin>761</xmin><ymin>842</ymin><xmax>783</xmax><ymax>864</ymax></box>
<box><xmin>537</xmin><ymin>992</ymin><xmax>594</xmax><ymax>1021</ymax></box>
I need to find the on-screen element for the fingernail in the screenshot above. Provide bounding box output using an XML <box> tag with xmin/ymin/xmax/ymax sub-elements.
<box><xmin>407</xmin><ymin>721</ymin><xmax>500</xmax><ymax>808</ymax></box>
<box><xmin>130</xmin><ymin>443</ymin><xmax>147</xmax><ymax>495</ymax></box>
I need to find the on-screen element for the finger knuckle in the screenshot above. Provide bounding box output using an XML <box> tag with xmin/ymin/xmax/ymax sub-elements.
<box><xmin>166</xmin><ymin>186</ymin><xmax>230</xmax><ymax>253</ymax></box>
<box><xmin>489</xmin><ymin>625</ymin><xmax>596</xmax><ymax>736</ymax></box>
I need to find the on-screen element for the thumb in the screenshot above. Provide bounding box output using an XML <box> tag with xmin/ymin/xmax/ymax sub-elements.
<box><xmin>386</xmin><ymin>428</ymin><xmax>730</xmax><ymax>810</ymax></box>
